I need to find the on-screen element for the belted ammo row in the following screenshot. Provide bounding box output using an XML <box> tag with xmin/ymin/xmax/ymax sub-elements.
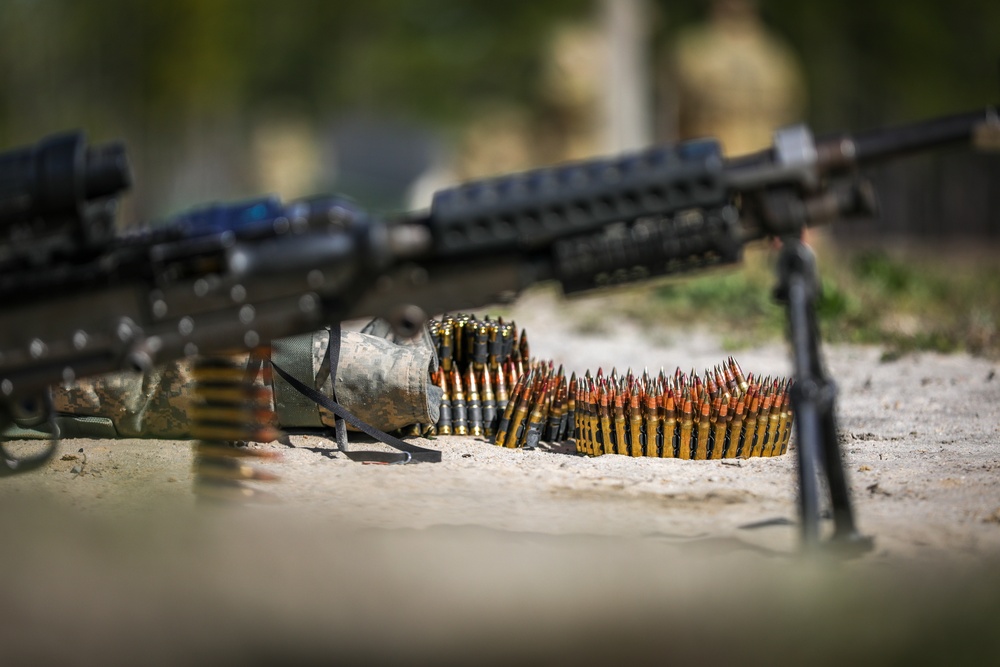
<box><xmin>567</xmin><ymin>361</ymin><xmax>792</xmax><ymax>458</ymax></box>
<box><xmin>417</xmin><ymin>313</ymin><xmax>793</xmax><ymax>458</ymax></box>
<box><xmin>493</xmin><ymin>358</ymin><xmax>792</xmax><ymax>458</ymax></box>
<box><xmin>406</xmin><ymin>313</ymin><xmax>531</xmax><ymax>437</ymax></box>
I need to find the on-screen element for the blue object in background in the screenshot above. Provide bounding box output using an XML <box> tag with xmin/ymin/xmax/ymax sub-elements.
<box><xmin>168</xmin><ymin>196</ymin><xmax>286</xmax><ymax>237</ymax></box>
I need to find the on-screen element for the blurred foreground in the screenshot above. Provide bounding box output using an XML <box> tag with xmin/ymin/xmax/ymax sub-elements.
<box><xmin>1</xmin><ymin>292</ymin><xmax>998</xmax><ymax>665</ymax></box>
<box><xmin>1</xmin><ymin>498</ymin><xmax>999</xmax><ymax>666</ymax></box>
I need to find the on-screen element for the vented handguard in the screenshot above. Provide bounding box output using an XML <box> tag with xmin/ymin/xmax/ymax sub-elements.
<box><xmin>552</xmin><ymin>206</ymin><xmax>744</xmax><ymax>294</ymax></box>
<box><xmin>429</xmin><ymin>139</ymin><xmax>727</xmax><ymax>256</ymax></box>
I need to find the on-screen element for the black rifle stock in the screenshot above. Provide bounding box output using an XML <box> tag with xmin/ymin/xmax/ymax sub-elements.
<box><xmin>1</xmin><ymin>108</ymin><xmax>997</xmax><ymax>547</ymax></box>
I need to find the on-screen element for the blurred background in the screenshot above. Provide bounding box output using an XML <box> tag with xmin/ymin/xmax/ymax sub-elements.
<box><xmin>2</xmin><ymin>0</ymin><xmax>999</xmax><ymax>354</ymax></box>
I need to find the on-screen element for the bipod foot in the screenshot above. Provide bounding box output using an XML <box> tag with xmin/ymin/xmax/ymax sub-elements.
<box><xmin>802</xmin><ymin>530</ymin><xmax>875</xmax><ymax>560</ymax></box>
<box><xmin>828</xmin><ymin>530</ymin><xmax>875</xmax><ymax>558</ymax></box>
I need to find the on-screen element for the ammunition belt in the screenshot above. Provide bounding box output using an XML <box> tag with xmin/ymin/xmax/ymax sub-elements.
<box><xmin>496</xmin><ymin>357</ymin><xmax>790</xmax><ymax>458</ymax></box>
<box><xmin>419</xmin><ymin>312</ymin><xmax>529</xmax><ymax>438</ymax></box>
<box><xmin>416</xmin><ymin>313</ymin><xmax>792</xmax><ymax>459</ymax></box>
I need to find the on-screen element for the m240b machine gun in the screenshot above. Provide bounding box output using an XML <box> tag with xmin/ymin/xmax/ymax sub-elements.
<box><xmin>1</xmin><ymin>108</ymin><xmax>997</xmax><ymax>551</ymax></box>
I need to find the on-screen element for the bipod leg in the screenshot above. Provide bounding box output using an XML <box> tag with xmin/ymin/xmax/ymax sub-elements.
<box><xmin>774</xmin><ymin>238</ymin><xmax>873</xmax><ymax>555</ymax></box>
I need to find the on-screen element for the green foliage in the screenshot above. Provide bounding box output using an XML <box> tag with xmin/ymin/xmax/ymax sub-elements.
<box><xmin>622</xmin><ymin>247</ymin><xmax>786</xmax><ymax>350</ymax></box>
<box><xmin>0</xmin><ymin>0</ymin><xmax>587</xmax><ymax>140</ymax></box>
<box><xmin>623</xmin><ymin>244</ymin><xmax>1000</xmax><ymax>358</ymax></box>
<box><xmin>3</xmin><ymin>0</ymin><xmax>995</xmax><ymax>143</ymax></box>
<box><xmin>653</xmin><ymin>269</ymin><xmax>776</xmax><ymax>324</ymax></box>
<box><xmin>823</xmin><ymin>247</ymin><xmax>1000</xmax><ymax>357</ymax></box>
<box><xmin>814</xmin><ymin>277</ymin><xmax>855</xmax><ymax>320</ymax></box>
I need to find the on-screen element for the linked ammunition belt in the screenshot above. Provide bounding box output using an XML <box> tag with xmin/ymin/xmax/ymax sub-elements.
<box><xmin>421</xmin><ymin>313</ymin><xmax>792</xmax><ymax>459</ymax></box>
<box><xmin>497</xmin><ymin>359</ymin><xmax>792</xmax><ymax>459</ymax></box>
<box><xmin>421</xmin><ymin>313</ymin><xmax>530</xmax><ymax>438</ymax></box>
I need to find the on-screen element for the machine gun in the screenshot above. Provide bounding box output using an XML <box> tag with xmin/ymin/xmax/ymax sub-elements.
<box><xmin>1</xmin><ymin>108</ymin><xmax>998</xmax><ymax>550</ymax></box>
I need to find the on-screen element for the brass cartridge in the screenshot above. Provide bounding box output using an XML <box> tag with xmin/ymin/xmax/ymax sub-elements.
<box><xmin>694</xmin><ymin>400</ymin><xmax>710</xmax><ymax>460</ymax></box>
<box><xmin>436</xmin><ymin>369</ymin><xmax>452</xmax><ymax>435</ymax></box>
<box><xmin>494</xmin><ymin>373</ymin><xmax>524</xmax><ymax>447</ymax></box>
<box><xmin>661</xmin><ymin>393</ymin><xmax>676</xmax><ymax>458</ymax></box>
<box><xmin>523</xmin><ymin>388</ymin><xmax>549</xmax><ymax>449</ymax></box>
<box><xmin>506</xmin><ymin>371</ymin><xmax>533</xmax><ymax>448</ymax></box>
<box><xmin>711</xmin><ymin>398</ymin><xmax>728</xmax><ymax>459</ymax></box>
<box><xmin>629</xmin><ymin>391</ymin><xmax>644</xmax><ymax>457</ymax></box>
<box><xmin>613</xmin><ymin>391</ymin><xmax>627</xmax><ymax>456</ymax></box>
<box><xmin>494</xmin><ymin>365</ymin><xmax>509</xmax><ymax>413</ymax></box>
<box><xmin>439</xmin><ymin>320</ymin><xmax>454</xmax><ymax>372</ymax></box>
<box><xmin>450</xmin><ymin>368</ymin><xmax>468</xmax><ymax>436</ymax></box>
<box><xmin>679</xmin><ymin>397</ymin><xmax>693</xmax><ymax>460</ymax></box>
<box><xmin>643</xmin><ymin>392</ymin><xmax>660</xmax><ymax>457</ymax></box>
<box><xmin>481</xmin><ymin>367</ymin><xmax>497</xmax><ymax>437</ymax></box>
<box><xmin>466</xmin><ymin>366</ymin><xmax>483</xmax><ymax>437</ymax></box>
<box><xmin>729</xmin><ymin>356</ymin><xmax>749</xmax><ymax>395</ymax></box>
<box><xmin>730</xmin><ymin>396</ymin><xmax>746</xmax><ymax>458</ymax></box>
<box><xmin>748</xmin><ymin>391</ymin><xmax>765</xmax><ymax>458</ymax></box>
<box><xmin>565</xmin><ymin>372</ymin><xmax>577</xmax><ymax>441</ymax></box>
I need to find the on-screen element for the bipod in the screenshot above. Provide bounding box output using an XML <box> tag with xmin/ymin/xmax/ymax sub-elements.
<box><xmin>774</xmin><ymin>237</ymin><xmax>874</xmax><ymax>556</ymax></box>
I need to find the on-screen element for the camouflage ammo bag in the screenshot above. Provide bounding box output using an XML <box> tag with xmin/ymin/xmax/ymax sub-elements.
<box><xmin>6</xmin><ymin>322</ymin><xmax>443</xmax><ymax>462</ymax></box>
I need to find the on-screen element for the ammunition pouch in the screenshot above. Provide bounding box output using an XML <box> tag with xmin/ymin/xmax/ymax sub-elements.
<box><xmin>5</xmin><ymin>323</ymin><xmax>441</xmax><ymax>440</ymax></box>
<box><xmin>270</xmin><ymin>327</ymin><xmax>441</xmax><ymax>432</ymax></box>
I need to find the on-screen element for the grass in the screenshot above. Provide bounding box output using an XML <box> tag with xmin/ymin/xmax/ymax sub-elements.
<box><xmin>612</xmin><ymin>239</ymin><xmax>1000</xmax><ymax>359</ymax></box>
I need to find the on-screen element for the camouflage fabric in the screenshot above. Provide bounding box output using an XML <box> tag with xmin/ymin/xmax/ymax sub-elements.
<box><xmin>37</xmin><ymin>323</ymin><xmax>440</xmax><ymax>439</ymax></box>
<box><xmin>359</xmin><ymin>317</ymin><xmax>441</xmax><ymax>362</ymax></box>
<box><xmin>301</xmin><ymin>328</ymin><xmax>441</xmax><ymax>431</ymax></box>
<box><xmin>51</xmin><ymin>357</ymin><xmax>200</xmax><ymax>438</ymax></box>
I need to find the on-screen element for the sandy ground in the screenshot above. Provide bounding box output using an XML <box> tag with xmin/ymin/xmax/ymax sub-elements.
<box><xmin>1</xmin><ymin>289</ymin><xmax>999</xmax><ymax>665</ymax></box>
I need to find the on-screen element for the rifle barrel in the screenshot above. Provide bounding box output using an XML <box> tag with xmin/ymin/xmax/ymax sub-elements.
<box><xmin>819</xmin><ymin>108</ymin><xmax>995</xmax><ymax>168</ymax></box>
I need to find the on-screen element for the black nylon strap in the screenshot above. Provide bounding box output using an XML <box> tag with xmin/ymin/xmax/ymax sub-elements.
<box><xmin>270</xmin><ymin>327</ymin><xmax>441</xmax><ymax>464</ymax></box>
